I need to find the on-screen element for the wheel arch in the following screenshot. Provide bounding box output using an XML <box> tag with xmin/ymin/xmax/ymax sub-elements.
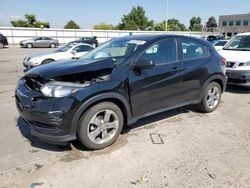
<box><xmin>71</xmin><ymin>92</ymin><xmax>132</xmax><ymax>133</ymax></box>
<box><xmin>200</xmin><ymin>73</ymin><xmax>226</xmax><ymax>101</ymax></box>
<box><xmin>42</xmin><ymin>58</ymin><xmax>55</xmax><ymax>64</ymax></box>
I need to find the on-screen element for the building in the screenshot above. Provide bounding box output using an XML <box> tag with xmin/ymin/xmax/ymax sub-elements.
<box><xmin>219</xmin><ymin>13</ymin><xmax>250</xmax><ymax>38</ymax></box>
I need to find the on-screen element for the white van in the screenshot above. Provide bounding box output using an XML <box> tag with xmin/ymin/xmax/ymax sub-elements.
<box><xmin>219</xmin><ymin>32</ymin><xmax>250</xmax><ymax>87</ymax></box>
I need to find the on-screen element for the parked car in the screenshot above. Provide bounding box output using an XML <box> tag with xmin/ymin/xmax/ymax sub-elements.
<box><xmin>23</xmin><ymin>43</ymin><xmax>94</xmax><ymax>69</ymax></box>
<box><xmin>20</xmin><ymin>37</ymin><xmax>59</xmax><ymax>48</ymax></box>
<box><xmin>206</xmin><ymin>35</ymin><xmax>224</xmax><ymax>43</ymax></box>
<box><xmin>213</xmin><ymin>40</ymin><xmax>229</xmax><ymax>51</ymax></box>
<box><xmin>219</xmin><ymin>32</ymin><xmax>250</xmax><ymax>87</ymax></box>
<box><xmin>15</xmin><ymin>35</ymin><xmax>227</xmax><ymax>150</ymax></box>
<box><xmin>69</xmin><ymin>36</ymin><xmax>98</xmax><ymax>47</ymax></box>
<box><xmin>0</xmin><ymin>33</ymin><xmax>8</xmax><ymax>48</ymax></box>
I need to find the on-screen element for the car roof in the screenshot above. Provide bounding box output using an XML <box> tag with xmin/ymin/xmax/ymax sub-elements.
<box><xmin>118</xmin><ymin>34</ymin><xmax>203</xmax><ymax>41</ymax></box>
<box><xmin>236</xmin><ymin>32</ymin><xmax>250</xmax><ymax>36</ymax></box>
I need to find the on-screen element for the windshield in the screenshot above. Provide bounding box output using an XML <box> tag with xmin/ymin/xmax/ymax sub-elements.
<box><xmin>82</xmin><ymin>38</ymin><xmax>147</xmax><ymax>61</ymax></box>
<box><xmin>55</xmin><ymin>44</ymin><xmax>74</xmax><ymax>52</ymax></box>
<box><xmin>223</xmin><ymin>35</ymin><xmax>250</xmax><ymax>51</ymax></box>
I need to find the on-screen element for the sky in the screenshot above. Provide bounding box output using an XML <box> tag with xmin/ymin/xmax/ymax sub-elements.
<box><xmin>0</xmin><ymin>0</ymin><xmax>250</xmax><ymax>29</ymax></box>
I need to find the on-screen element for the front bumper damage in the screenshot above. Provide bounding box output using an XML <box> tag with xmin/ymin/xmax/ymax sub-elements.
<box><xmin>15</xmin><ymin>78</ymin><xmax>77</xmax><ymax>145</ymax></box>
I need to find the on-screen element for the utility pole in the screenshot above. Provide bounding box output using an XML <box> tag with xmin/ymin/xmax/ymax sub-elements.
<box><xmin>166</xmin><ymin>0</ymin><xmax>169</xmax><ymax>31</ymax></box>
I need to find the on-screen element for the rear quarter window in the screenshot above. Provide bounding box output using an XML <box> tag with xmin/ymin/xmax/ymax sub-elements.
<box><xmin>181</xmin><ymin>38</ymin><xmax>210</xmax><ymax>60</ymax></box>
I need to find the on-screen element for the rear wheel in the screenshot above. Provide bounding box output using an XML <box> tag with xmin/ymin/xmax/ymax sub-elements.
<box><xmin>50</xmin><ymin>43</ymin><xmax>56</xmax><ymax>48</ymax></box>
<box><xmin>0</xmin><ymin>42</ymin><xmax>3</xmax><ymax>49</ymax></box>
<box><xmin>198</xmin><ymin>82</ymin><xmax>222</xmax><ymax>113</ymax></box>
<box><xmin>77</xmin><ymin>102</ymin><xmax>124</xmax><ymax>150</ymax></box>
<box><xmin>26</xmin><ymin>43</ymin><xmax>33</xmax><ymax>48</ymax></box>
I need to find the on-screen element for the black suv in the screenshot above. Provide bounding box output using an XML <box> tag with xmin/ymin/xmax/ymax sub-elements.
<box><xmin>15</xmin><ymin>35</ymin><xmax>227</xmax><ymax>149</ymax></box>
<box><xmin>0</xmin><ymin>33</ymin><xmax>8</xmax><ymax>48</ymax></box>
<box><xmin>69</xmin><ymin>36</ymin><xmax>98</xmax><ymax>47</ymax></box>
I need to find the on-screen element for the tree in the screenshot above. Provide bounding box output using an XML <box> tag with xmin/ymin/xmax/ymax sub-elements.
<box><xmin>189</xmin><ymin>17</ymin><xmax>202</xmax><ymax>31</ymax></box>
<box><xmin>11</xmin><ymin>14</ymin><xmax>50</xmax><ymax>28</ymax></box>
<box><xmin>93</xmin><ymin>23</ymin><xmax>116</xmax><ymax>30</ymax></box>
<box><xmin>154</xmin><ymin>19</ymin><xmax>187</xmax><ymax>31</ymax></box>
<box><xmin>206</xmin><ymin>16</ymin><xmax>217</xmax><ymax>32</ymax></box>
<box><xmin>117</xmin><ymin>6</ymin><xmax>150</xmax><ymax>30</ymax></box>
<box><xmin>64</xmin><ymin>20</ymin><xmax>80</xmax><ymax>29</ymax></box>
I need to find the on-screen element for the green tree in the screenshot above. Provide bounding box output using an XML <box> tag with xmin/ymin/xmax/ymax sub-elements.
<box><xmin>154</xmin><ymin>19</ymin><xmax>187</xmax><ymax>31</ymax></box>
<box><xmin>189</xmin><ymin>17</ymin><xmax>202</xmax><ymax>31</ymax></box>
<box><xmin>117</xmin><ymin>6</ymin><xmax>150</xmax><ymax>30</ymax></box>
<box><xmin>206</xmin><ymin>16</ymin><xmax>217</xmax><ymax>32</ymax></box>
<box><xmin>11</xmin><ymin>14</ymin><xmax>50</xmax><ymax>28</ymax></box>
<box><xmin>64</xmin><ymin>20</ymin><xmax>80</xmax><ymax>29</ymax></box>
<box><xmin>93</xmin><ymin>23</ymin><xmax>116</xmax><ymax>30</ymax></box>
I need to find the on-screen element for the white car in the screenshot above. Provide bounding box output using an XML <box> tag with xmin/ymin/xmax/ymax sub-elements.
<box><xmin>23</xmin><ymin>43</ymin><xmax>94</xmax><ymax>69</ymax></box>
<box><xmin>219</xmin><ymin>33</ymin><xmax>250</xmax><ymax>87</ymax></box>
<box><xmin>213</xmin><ymin>40</ymin><xmax>228</xmax><ymax>51</ymax></box>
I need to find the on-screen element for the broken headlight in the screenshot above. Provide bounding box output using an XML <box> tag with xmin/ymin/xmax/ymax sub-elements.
<box><xmin>40</xmin><ymin>81</ymin><xmax>85</xmax><ymax>98</ymax></box>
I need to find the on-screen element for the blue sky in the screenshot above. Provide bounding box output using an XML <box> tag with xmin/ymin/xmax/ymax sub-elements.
<box><xmin>0</xmin><ymin>0</ymin><xmax>250</xmax><ymax>28</ymax></box>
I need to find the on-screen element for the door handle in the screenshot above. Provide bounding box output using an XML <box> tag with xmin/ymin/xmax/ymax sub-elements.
<box><xmin>172</xmin><ymin>66</ymin><xmax>178</xmax><ymax>70</ymax></box>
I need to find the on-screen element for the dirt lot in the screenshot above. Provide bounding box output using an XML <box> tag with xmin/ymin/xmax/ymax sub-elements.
<box><xmin>0</xmin><ymin>46</ymin><xmax>250</xmax><ymax>188</ymax></box>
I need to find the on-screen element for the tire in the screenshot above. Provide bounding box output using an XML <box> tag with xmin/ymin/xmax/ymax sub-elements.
<box><xmin>77</xmin><ymin>102</ymin><xmax>124</xmax><ymax>150</ymax></box>
<box><xmin>26</xmin><ymin>43</ymin><xmax>33</xmax><ymax>48</ymax></box>
<box><xmin>42</xmin><ymin>59</ymin><xmax>54</xmax><ymax>64</ymax></box>
<box><xmin>50</xmin><ymin>43</ymin><xmax>56</xmax><ymax>48</ymax></box>
<box><xmin>0</xmin><ymin>42</ymin><xmax>3</xmax><ymax>49</ymax></box>
<box><xmin>197</xmin><ymin>82</ymin><xmax>222</xmax><ymax>113</ymax></box>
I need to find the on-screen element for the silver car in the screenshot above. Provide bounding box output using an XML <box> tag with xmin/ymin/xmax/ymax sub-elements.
<box><xmin>23</xmin><ymin>43</ymin><xmax>94</xmax><ymax>69</ymax></box>
<box><xmin>20</xmin><ymin>37</ymin><xmax>59</xmax><ymax>48</ymax></box>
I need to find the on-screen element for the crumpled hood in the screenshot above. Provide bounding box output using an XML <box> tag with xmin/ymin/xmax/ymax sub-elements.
<box><xmin>25</xmin><ymin>58</ymin><xmax>116</xmax><ymax>79</ymax></box>
<box><xmin>219</xmin><ymin>49</ymin><xmax>250</xmax><ymax>62</ymax></box>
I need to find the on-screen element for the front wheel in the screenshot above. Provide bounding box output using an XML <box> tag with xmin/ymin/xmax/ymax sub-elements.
<box><xmin>0</xmin><ymin>42</ymin><xmax>4</xmax><ymax>49</ymax></box>
<box><xmin>198</xmin><ymin>82</ymin><xmax>222</xmax><ymax>113</ymax></box>
<box><xmin>77</xmin><ymin>102</ymin><xmax>124</xmax><ymax>150</ymax></box>
<box><xmin>26</xmin><ymin>43</ymin><xmax>33</xmax><ymax>48</ymax></box>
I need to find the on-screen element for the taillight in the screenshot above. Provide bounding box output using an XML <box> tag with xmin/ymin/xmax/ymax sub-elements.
<box><xmin>221</xmin><ymin>57</ymin><xmax>227</xmax><ymax>66</ymax></box>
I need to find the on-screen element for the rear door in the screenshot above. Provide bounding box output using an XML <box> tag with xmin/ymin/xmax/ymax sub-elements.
<box><xmin>180</xmin><ymin>37</ymin><xmax>211</xmax><ymax>101</ymax></box>
<box><xmin>128</xmin><ymin>37</ymin><xmax>183</xmax><ymax>117</ymax></box>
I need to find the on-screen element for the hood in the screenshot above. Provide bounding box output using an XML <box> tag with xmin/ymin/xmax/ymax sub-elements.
<box><xmin>219</xmin><ymin>49</ymin><xmax>250</xmax><ymax>62</ymax></box>
<box><xmin>25</xmin><ymin>58</ymin><xmax>116</xmax><ymax>79</ymax></box>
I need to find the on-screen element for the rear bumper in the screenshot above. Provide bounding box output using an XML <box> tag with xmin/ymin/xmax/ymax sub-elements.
<box><xmin>226</xmin><ymin>69</ymin><xmax>250</xmax><ymax>87</ymax></box>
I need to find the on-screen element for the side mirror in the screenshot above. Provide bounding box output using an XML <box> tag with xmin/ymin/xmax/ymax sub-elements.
<box><xmin>71</xmin><ymin>50</ymin><xmax>77</xmax><ymax>55</ymax></box>
<box><xmin>133</xmin><ymin>59</ymin><xmax>155</xmax><ymax>70</ymax></box>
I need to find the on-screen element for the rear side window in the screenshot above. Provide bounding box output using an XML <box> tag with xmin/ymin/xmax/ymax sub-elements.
<box><xmin>181</xmin><ymin>38</ymin><xmax>210</xmax><ymax>60</ymax></box>
<box><xmin>139</xmin><ymin>38</ymin><xmax>177</xmax><ymax>65</ymax></box>
<box><xmin>74</xmin><ymin>45</ymin><xmax>92</xmax><ymax>52</ymax></box>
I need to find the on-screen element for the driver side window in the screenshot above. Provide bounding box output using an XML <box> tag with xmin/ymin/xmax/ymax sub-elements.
<box><xmin>139</xmin><ymin>38</ymin><xmax>177</xmax><ymax>65</ymax></box>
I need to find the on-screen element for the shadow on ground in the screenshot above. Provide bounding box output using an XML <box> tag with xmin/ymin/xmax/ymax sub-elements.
<box><xmin>226</xmin><ymin>85</ymin><xmax>250</xmax><ymax>94</ymax></box>
<box><xmin>17</xmin><ymin>117</ymin><xmax>70</xmax><ymax>152</ymax></box>
<box><xmin>17</xmin><ymin>107</ymin><xmax>194</xmax><ymax>152</ymax></box>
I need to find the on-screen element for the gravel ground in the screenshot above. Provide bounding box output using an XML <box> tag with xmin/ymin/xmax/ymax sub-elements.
<box><xmin>0</xmin><ymin>47</ymin><xmax>250</xmax><ymax>188</ymax></box>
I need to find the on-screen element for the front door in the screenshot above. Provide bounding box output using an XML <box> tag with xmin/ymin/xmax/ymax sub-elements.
<box><xmin>128</xmin><ymin>37</ymin><xmax>183</xmax><ymax>117</ymax></box>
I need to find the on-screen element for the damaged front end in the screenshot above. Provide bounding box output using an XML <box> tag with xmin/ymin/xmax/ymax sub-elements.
<box><xmin>15</xmin><ymin>58</ymin><xmax>116</xmax><ymax>145</ymax></box>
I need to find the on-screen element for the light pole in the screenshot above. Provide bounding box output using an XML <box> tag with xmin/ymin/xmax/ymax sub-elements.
<box><xmin>166</xmin><ymin>0</ymin><xmax>169</xmax><ymax>31</ymax></box>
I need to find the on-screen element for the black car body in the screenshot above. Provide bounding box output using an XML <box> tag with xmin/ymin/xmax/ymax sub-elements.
<box><xmin>15</xmin><ymin>35</ymin><xmax>227</xmax><ymax>149</ymax></box>
<box><xmin>69</xmin><ymin>36</ymin><xmax>98</xmax><ymax>47</ymax></box>
<box><xmin>0</xmin><ymin>33</ymin><xmax>8</xmax><ymax>48</ymax></box>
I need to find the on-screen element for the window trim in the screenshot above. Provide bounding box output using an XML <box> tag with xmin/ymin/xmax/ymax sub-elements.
<box><xmin>229</xmin><ymin>20</ymin><xmax>234</xmax><ymax>26</ymax></box>
<box><xmin>137</xmin><ymin>37</ymin><xmax>179</xmax><ymax>66</ymax></box>
<box><xmin>180</xmin><ymin>38</ymin><xmax>211</xmax><ymax>61</ymax></box>
<box><xmin>243</xmin><ymin>20</ymin><xmax>249</xmax><ymax>26</ymax></box>
<box><xmin>222</xmin><ymin>21</ymin><xmax>227</xmax><ymax>26</ymax></box>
